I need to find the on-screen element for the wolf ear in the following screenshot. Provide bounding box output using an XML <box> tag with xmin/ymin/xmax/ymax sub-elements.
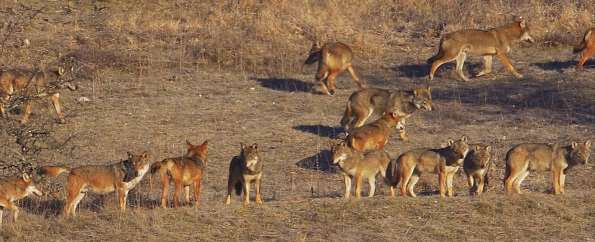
<box><xmin>391</xmin><ymin>112</ymin><xmax>399</xmax><ymax>118</ymax></box>
<box><xmin>127</xmin><ymin>151</ymin><xmax>134</xmax><ymax>159</ymax></box>
<box><xmin>251</xmin><ymin>143</ymin><xmax>258</xmax><ymax>150</ymax></box>
<box><xmin>461</xmin><ymin>136</ymin><xmax>468</xmax><ymax>142</ymax></box>
<box><xmin>427</xmin><ymin>86</ymin><xmax>432</xmax><ymax>93</ymax></box>
<box><xmin>571</xmin><ymin>142</ymin><xmax>578</xmax><ymax>149</ymax></box>
<box><xmin>240</xmin><ymin>143</ymin><xmax>246</xmax><ymax>150</ymax></box>
<box><xmin>585</xmin><ymin>140</ymin><xmax>592</xmax><ymax>148</ymax></box>
<box><xmin>199</xmin><ymin>140</ymin><xmax>209</xmax><ymax>152</ymax></box>
<box><xmin>22</xmin><ymin>173</ymin><xmax>30</xmax><ymax>181</ymax></box>
<box><xmin>485</xmin><ymin>146</ymin><xmax>492</xmax><ymax>152</ymax></box>
<box><xmin>140</xmin><ymin>151</ymin><xmax>149</xmax><ymax>159</ymax></box>
<box><xmin>447</xmin><ymin>139</ymin><xmax>454</xmax><ymax>146</ymax></box>
<box><xmin>413</xmin><ymin>89</ymin><xmax>418</xmax><ymax>96</ymax></box>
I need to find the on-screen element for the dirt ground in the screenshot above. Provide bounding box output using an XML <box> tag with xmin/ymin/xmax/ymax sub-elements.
<box><xmin>0</xmin><ymin>2</ymin><xmax>594</xmax><ymax>242</ymax></box>
<box><xmin>0</xmin><ymin>46</ymin><xmax>593</xmax><ymax>241</ymax></box>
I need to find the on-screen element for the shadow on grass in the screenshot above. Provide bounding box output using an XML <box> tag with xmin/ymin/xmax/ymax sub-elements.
<box><xmin>531</xmin><ymin>60</ymin><xmax>577</xmax><ymax>72</ymax></box>
<box><xmin>295</xmin><ymin>150</ymin><xmax>335</xmax><ymax>173</ymax></box>
<box><xmin>393</xmin><ymin>63</ymin><xmax>428</xmax><ymax>78</ymax></box>
<box><xmin>255</xmin><ymin>78</ymin><xmax>313</xmax><ymax>93</ymax></box>
<box><xmin>431</xmin><ymin>76</ymin><xmax>595</xmax><ymax>124</ymax></box>
<box><xmin>293</xmin><ymin>124</ymin><xmax>343</xmax><ymax>139</ymax></box>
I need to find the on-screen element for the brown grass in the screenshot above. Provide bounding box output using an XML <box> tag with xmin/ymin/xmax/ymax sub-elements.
<box><xmin>0</xmin><ymin>1</ymin><xmax>594</xmax><ymax>241</ymax></box>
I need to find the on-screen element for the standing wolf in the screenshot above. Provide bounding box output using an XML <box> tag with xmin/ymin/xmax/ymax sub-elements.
<box><xmin>39</xmin><ymin>151</ymin><xmax>151</xmax><ymax>217</ymax></box>
<box><xmin>151</xmin><ymin>140</ymin><xmax>208</xmax><ymax>208</ymax></box>
<box><xmin>390</xmin><ymin>136</ymin><xmax>470</xmax><ymax>198</ymax></box>
<box><xmin>504</xmin><ymin>140</ymin><xmax>591</xmax><ymax>195</ymax></box>
<box><xmin>0</xmin><ymin>173</ymin><xmax>43</xmax><ymax>226</ymax></box>
<box><xmin>463</xmin><ymin>145</ymin><xmax>493</xmax><ymax>195</ymax></box>
<box><xmin>330</xmin><ymin>141</ymin><xmax>391</xmax><ymax>199</ymax></box>
<box><xmin>225</xmin><ymin>143</ymin><xmax>264</xmax><ymax>206</ymax></box>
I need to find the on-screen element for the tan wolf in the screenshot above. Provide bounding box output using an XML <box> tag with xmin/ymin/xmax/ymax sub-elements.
<box><xmin>0</xmin><ymin>173</ymin><xmax>43</xmax><ymax>226</ymax></box>
<box><xmin>390</xmin><ymin>136</ymin><xmax>470</xmax><ymax>197</ymax></box>
<box><xmin>38</xmin><ymin>151</ymin><xmax>151</xmax><ymax>216</ymax></box>
<box><xmin>503</xmin><ymin>140</ymin><xmax>591</xmax><ymax>195</ymax></box>
<box><xmin>0</xmin><ymin>67</ymin><xmax>66</xmax><ymax>124</ymax></box>
<box><xmin>428</xmin><ymin>16</ymin><xmax>534</xmax><ymax>81</ymax></box>
<box><xmin>304</xmin><ymin>41</ymin><xmax>365</xmax><ymax>96</ymax></box>
<box><xmin>150</xmin><ymin>140</ymin><xmax>208</xmax><ymax>208</ymax></box>
<box><xmin>340</xmin><ymin>86</ymin><xmax>432</xmax><ymax>141</ymax></box>
<box><xmin>330</xmin><ymin>141</ymin><xmax>391</xmax><ymax>199</ymax></box>
<box><xmin>463</xmin><ymin>145</ymin><xmax>492</xmax><ymax>195</ymax></box>
<box><xmin>225</xmin><ymin>143</ymin><xmax>264</xmax><ymax>206</ymax></box>
<box><xmin>574</xmin><ymin>27</ymin><xmax>595</xmax><ymax>68</ymax></box>
<box><xmin>346</xmin><ymin>111</ymin><xmax>404</xmax><ymax>152</ymax></box>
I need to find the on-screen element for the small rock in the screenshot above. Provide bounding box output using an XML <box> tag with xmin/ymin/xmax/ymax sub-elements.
<box><xmin>77</xmin><ymin>96</ymin><xmax>91</xmax><ymax>103</ymax></box>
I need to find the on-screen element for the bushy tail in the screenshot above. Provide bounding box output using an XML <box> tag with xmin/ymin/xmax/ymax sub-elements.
<box><xmin>234</xmin><ymin>181</ymin><xmax>242</xmax><ymax>196</ymax></box>
<box><xmin>503</xmin><ymin>151</ymin><xmax>512</xmax><ymax>187</ymax></box>
<box><xmin>427</xmin><ymin>38</ymin><xmax>445</xmax><ymax>64</ymax></box>
<box><xmin>149</xmin><ymin>160</ymin><xmax>168</xmax><ymax>193</ymax></box>
<box><xmin>150</xmin><ymin>161</ymin><xmax>163</xmax><ymax>174</ymax></box>
<box><xmin>384</xmin><ymin>159</ymin><xmax>400</xmax><ymax>187</ymax></box>
<box><xmin>484</xmin><ymin>160</ymin><xmax>492</xmax><ymax>190</ymax></box>
<box><xmin>339</xmin><ymin>100</ymin><xmax>353</xmax><ymax>129</ymax></box>
<box><xmin>37</xmin><ymin>166</ymin><xmax>70</xmax><ymax>178</ymax></box>
<box><xmin>573</xmin><ymin>29</ymin><xmax>592</xmax><ymax>53</ymax></box>
<box><xmin>304</xmin><ymin>50</ymin><xmax>321</xmax><ymax>65</ymax></box>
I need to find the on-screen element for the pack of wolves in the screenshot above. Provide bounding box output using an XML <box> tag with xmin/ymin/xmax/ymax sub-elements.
<box><xmin>0</xmin><ymin>17</ymin><xmax>593</xmax><ymax>225</ymax></box>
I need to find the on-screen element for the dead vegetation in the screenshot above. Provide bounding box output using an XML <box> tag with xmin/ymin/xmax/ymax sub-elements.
<box><xmin>0</xmin><ymin>1</ymin><xmax>594</xmax><ymax>241</ymax></box>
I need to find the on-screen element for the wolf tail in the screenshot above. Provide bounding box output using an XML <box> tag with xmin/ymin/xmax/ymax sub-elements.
<box><xmin>340</xmin><ymin>100</ymin><xmax>353</xmax><ymax>130</ymax></box>
<box><xmin>427</xmin><ymin>38</ymin><xmax>446</xmax><ymax>64</ymax></box>
<box><xmin>574</xmin><ymin>29</ymin><xmax>592</xmax><ymax>53</ymax></box>
<box><xmin>384</xmin><ymin>159</ymin><xmax>400</xmax><ymax>187</ymax></box>
<box><xmin>304</xmin><ymin>50</ymin><xmax>321</xmax><ymax>65</ymax></box>
<box><xmin>37</xmin><ymin>166</ymin><xmax>70</xmax><ymax>178</ymax></box>
<box><xmin>150</xmin><ymin>161</ymin><xmax>163</xmax><ymax>174</ymax></box>
<box><xmin>234</xmin><ymin>181</ymin><xmax>242</xmax><ymax>196</ymax></box>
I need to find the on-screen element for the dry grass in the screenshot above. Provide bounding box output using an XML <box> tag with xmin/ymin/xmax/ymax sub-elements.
<box><xmin>0</xmin><ymin>1</ymin><xmax>594</xmax><ymax>241</ymax></box>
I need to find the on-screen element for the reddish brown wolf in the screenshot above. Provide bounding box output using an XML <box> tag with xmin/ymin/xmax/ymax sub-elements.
<box><xmin>39</xmin><ymin>151</ymin><xmax>151</xmax><ymax>216</ymax></box>
<box><xmin>428</xmin><ymin>16</ymin><xmax>534</xmax><ymax>81</ymax></box>
<box><xmin>574</xmin><ymin>27</ymin><xmax>595</xmax><ymax>68</ymax></box>
<box><xmin>504</xmin><ymin>140</ymin><xmax>591</xmax><ymax>195</ymax></box>
<box><xmin>346</xmin><ymin>111</ymin><xmax>404</xmax><ymax>152</ymax></box>
<box><xmin>151</xmin><ymin>140</ymin><xmax>208</xmax><ymax>208</ymax></box>
<box><xmin>0</xmin><ymin>173</ymin><xmax>43</xmax><ymax>226</ymax></box>
<box><xmin>304</xmin><ymin>41</ymin><xmax>365</xmax><ymax>96</ymax></box>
